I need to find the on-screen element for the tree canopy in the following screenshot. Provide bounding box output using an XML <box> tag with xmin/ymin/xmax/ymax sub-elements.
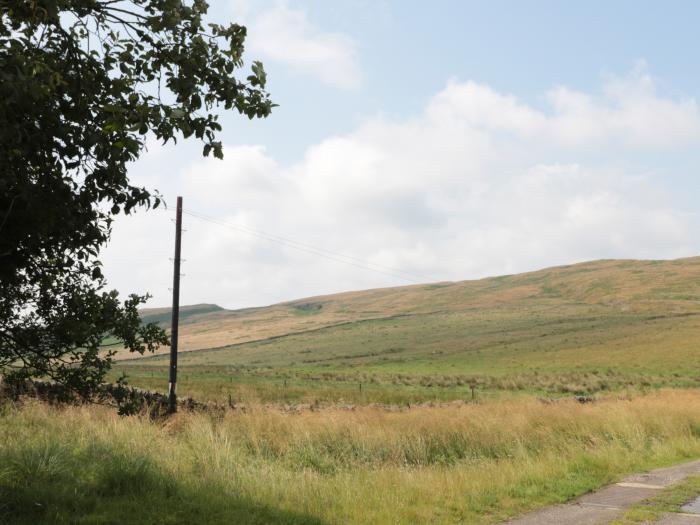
<box><xmin>0</xmin><ymin>0</ymin><xmax>274</xmax><ymax>410</ymax></box>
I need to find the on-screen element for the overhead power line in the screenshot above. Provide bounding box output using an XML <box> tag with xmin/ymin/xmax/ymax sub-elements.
<box><xmin>173</xmin><ymin>207</ymin><xmax>437</xmax><ymax>284</ymax></box>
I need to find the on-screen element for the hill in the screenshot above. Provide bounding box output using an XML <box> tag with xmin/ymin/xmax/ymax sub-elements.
<box><xmin>116</xmin><ymin>257</ymin><xmax>700</xmax><ymax>402</ymax></box>
<box><xmin>139</xmin><ymin>303</ymin><xmax>225</xmax><ymax>326</ymax></box>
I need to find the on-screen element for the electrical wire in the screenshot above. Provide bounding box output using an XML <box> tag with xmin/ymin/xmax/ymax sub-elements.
<box><xmin>169</xmin><ymin>207</ymin><xmax>438</xmax><ymax>284</ymax></box>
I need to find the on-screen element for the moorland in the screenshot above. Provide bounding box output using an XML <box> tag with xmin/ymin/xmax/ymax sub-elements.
<box><xmin>4</xmin><ymin>257</ymin><xmax>700</xmax><ymax>525</ymax></box>
<box><xmin>115</xmin><ymin>257</ymin><xmax>700</xmax><ymax>405</ymax></box>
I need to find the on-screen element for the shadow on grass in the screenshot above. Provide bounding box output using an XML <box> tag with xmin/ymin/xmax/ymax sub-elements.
<box><xmin>0</xmin><ymin>440</ymin><xmax>327</xmax><ymax>525</ymax></box>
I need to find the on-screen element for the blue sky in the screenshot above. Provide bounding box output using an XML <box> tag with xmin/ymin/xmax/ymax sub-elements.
<box><xmin>103</xmin><ymin>0</ymin><xmax>700</xmax><ymax>309</ymax></box>
<box><xmin>217</xmin><ymin>1</ymin><xmax>700</xmax><ymax>160</ymax></box>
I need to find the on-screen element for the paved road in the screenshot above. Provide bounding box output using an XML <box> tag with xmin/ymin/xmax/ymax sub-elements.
<box><xmin>501</xmin><ymin>460</ymin><xmax>700</xmax><ymax>525</ymax></box>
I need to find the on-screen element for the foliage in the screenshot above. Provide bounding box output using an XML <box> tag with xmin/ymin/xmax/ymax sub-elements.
<box><xmin>0</xmin><ymin>0</ymin><xmax>274</xmax><ymax>407</ymax></box>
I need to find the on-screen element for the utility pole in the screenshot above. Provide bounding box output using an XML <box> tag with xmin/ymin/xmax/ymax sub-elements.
<box><xmin>168</xmin><ymin>196</ymin><xmax>183</xmax><ymax>414</ymax></box>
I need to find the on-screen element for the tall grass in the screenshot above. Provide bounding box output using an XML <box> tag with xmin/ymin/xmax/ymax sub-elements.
<box><xmin>4</xmin><ymin>391</ymin><xmax>700</xmax><ymax>524</ymax></box>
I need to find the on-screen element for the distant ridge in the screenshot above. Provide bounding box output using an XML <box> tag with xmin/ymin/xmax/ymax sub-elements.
<box><xmin>139</xmin><ymin>303</ymin><xmax>225</xmax><ymax>326</ymax></box>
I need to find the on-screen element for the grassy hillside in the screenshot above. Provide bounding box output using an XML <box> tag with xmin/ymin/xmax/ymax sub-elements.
<box><xmin>116</xmin><ymin>257</ymin><xmax>700</xmax><ymax>403</ymax></box>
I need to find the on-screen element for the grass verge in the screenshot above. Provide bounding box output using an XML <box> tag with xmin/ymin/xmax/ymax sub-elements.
<box><xmin>611</xmin><ymin>475</ymin><xmax>700</xmax><ymax>524</ymax></box>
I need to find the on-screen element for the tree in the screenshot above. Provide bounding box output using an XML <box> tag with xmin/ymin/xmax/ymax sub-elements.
<box><xmin>0</xmin><ymin>0</ymin><xmax>274</xmax><ymax>410</ymax></box>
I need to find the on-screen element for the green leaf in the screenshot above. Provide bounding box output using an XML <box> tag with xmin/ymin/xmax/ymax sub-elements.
<box><xmin>251</xmin><ymin>60</ymin><xmax>267</xmax><ymax>87</ymax></box>
<box><xmin>1</xmin><ymin>0</ymin><xmax>273</xmax><ymax>404</ymax></box>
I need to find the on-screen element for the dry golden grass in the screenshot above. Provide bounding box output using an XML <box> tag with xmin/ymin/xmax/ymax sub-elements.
<box><xmin>6</xmin><ymin>390</ymin><xmax>700</xmax><ymax>524</ymax></box>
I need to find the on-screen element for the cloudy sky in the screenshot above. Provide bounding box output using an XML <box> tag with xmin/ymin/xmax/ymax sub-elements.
<box><xmin>103</xmin><ymin>0</ymin><xmax>700</xmax><ymax>309</ymax></box>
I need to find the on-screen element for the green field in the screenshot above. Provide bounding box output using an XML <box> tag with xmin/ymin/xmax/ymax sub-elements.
<box><xmin>114</xmin><ymin>257</ymin><xmax>700</xmax><ymax>404</ymax></box>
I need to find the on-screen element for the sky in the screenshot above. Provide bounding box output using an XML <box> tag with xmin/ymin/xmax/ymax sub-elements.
<box><xmin>102</xmin><ymin>0</ymin><xmax>700</xmax><ymax>309</ymax></box>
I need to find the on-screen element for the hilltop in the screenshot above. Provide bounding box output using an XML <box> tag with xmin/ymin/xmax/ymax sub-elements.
<box><xmin>139</xmin><ymin>303</ymin><xmax>225</xmax><ymax>325</ymax></box>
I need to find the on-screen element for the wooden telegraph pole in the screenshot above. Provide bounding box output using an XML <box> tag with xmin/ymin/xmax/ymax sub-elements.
<box><xmin>168</xmin><ymin>196</ymin><xmax>183</xmax><ymax>414</ymax></box>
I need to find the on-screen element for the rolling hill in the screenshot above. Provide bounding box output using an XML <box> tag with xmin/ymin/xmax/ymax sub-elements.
<box><xmin>116</xmin><ymin>257</ymin><xmax>700</xmax><ymax>402</ymax></box>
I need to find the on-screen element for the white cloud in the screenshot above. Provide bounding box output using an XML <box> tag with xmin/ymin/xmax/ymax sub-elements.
<box><xmin>103</xmin><ymin>68</ymin><xmax>700</xmax><ymax>309</ymax></box>
<box><xmin>429</xmin><ymin>65</ymin><xmax>700</xmax><ymax>148</ymax></box>
<box><xmin>243</xmin><ymin>3</ymin><xmax>363</xmax><ymax>89</ymax></box>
